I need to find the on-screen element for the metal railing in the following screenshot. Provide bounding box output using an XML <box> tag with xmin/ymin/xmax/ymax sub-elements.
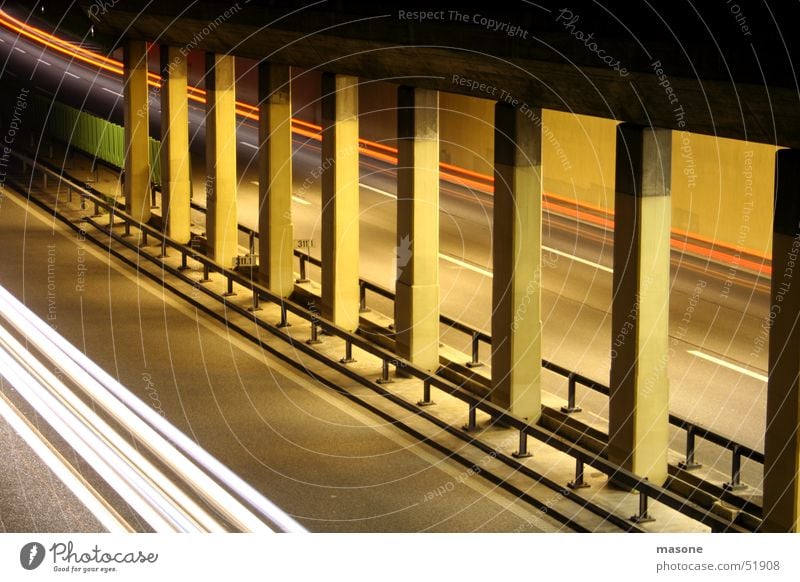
<box><xmin>115</xmin><ymin>153</ymin><xmax>764</xmax><ymax>498</ymax></box>
<box><xmin>12</xmin><ymin>149</ymin><xmax>749</xmax><ymax>532</ymax></box>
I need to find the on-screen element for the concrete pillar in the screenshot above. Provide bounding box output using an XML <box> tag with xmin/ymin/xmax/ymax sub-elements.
<box><xmin>123</xmin><ymin>40</ymin><xmax>150</xmax><ymax>224</ymax></box>
<box><xmin>160</xmin><ymin>46</ymin><xmax>191</xmax><ymax>244</ymax></box>
<box><xmin>395</xmin><ymin>87</ymin><xmax>440</xmax><ymax>372</ymax></box>
<box><xmin>205</xmin><ymin>53</ymin><xmax>238</xmax><ymax>268</ymax></box>
<box><xmin>258</xmin><ymin>62</ymin><xmax>294</xmax><ymax>297</ymax></box>
<box><xmin>320</xmin><ymin>73</ymin><xmax>359</xmax><ymax>331</ymax></box>
<box><xmin>763</xmin><ymin>149</ymin><xmax>800</xmax><ymax>532</ymax></box>
<box><xmin>608</xmin><ymin>124</ymin><xmax>671</xmax><ymax>485</ymax></box>
<box><xmin>490</xmin><ymin>103</ymin><xmax>542</xmax><ymax>421</ymax></box>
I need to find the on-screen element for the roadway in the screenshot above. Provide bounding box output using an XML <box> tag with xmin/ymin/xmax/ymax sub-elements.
<box><xmin>0</xmin><ymin>175</ymin><xmax>563</xmax><ymax>532</ymax></box>
<box><xmin>0</xmin><ymin>9</ymin><xmax>771</xmax><ymax>479</ymax></box>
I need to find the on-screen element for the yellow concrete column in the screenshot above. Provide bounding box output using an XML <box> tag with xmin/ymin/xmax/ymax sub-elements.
<box><xmin>205</xmin><ymin>53</ymin><xmax>238</xmax><ymax>268</ymax></box>
<box><xmin>258</xmin><ymin>62</ymin><xmax>294</xmax><ymax>297</ymax></box>
<box><xmin>395</xmin><ymin>87</ymin><xmax>440</xmax><ymax>372</ymax></box>
<box><xmin>490</xmin><ymin>103</ymin><xmax>542</xmax><ymax>421</ymax></box>
<box><xmin>763</xmin><ymin>149</ymin><xmax>800</xmax><ymax>532</ymax></box>
<box><xmin>608</xmin><ymin>124</ymin><xmax>671</xmax><ymax>485</ymax></box>
<box><xmin>395</xmin><ymin>87</ymin><xmax>440</xmax><ymax>371</ymax></box>
<box><xmin>320</xmin><ymin>73</ymin><xmax>359</xmax><ymax>331</ymax></box>
<box><xmin>160</xmin><ymin>46</ymin><xmax>191</xmax><ymax>243</ymax></box>
<box><xmin>123</xmin><ymin>40</ymin><xmax>151</xmax><ymax>224</ymax></box>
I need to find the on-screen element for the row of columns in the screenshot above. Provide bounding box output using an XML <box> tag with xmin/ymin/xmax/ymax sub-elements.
<box><xmin>122</xmin><ymin>41</ymin><xmax>798</xmax><ymax>531</ymax></box>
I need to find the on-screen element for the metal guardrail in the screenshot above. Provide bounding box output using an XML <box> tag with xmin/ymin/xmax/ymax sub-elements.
<box><xmin>13</xmin><ymin>149</ymin><xmax>750</xmax><ymax>532</ymax></box>
<box><xmin>294</xmin><ymin>235</ymin><xmax>764</xmax><ymax>493</ymax></box>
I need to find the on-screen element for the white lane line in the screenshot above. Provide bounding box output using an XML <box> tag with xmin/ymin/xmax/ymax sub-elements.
<box><xmin>101</xmin><ymin>87</ymin><xmax>123</xmax><ymax>98</ymax></box>
<box><xmin>240</xmin><ymin>141</ymin><xmax>258</xmax><ymax>150</ymax></box>
<box><xmin>64</xmin><ymin>71</ymin><xmax>80</xmax><ymax>79</ymax></box>
<box><xmin>687</xmin><ymin>350</ymin><xmax>767</xmax><ymax>382</ymax></box>
<box><xmin>13</xmin><ymin>46</ymin><xmax>25</xmax><ymax>53</ymax></box>
<box><xmin>361</xmin><ymin>182</ymin><xmax>611</xmax><ymax>275</ymax></box>
<box><xmin>543</xmin><ymin>245</ymin><xmax>613</xmax><ymax>273</ymax></box>
<box><xmin>439</xmin><ymin>253</ymin><xmax>493</xmax><ymax>277</ymax></box>
<box><xmin>36</xmin><ymin>58</ymin><xmax>51</xmax><ymax>66</ymax></box>
<box><xmin>0</xmin><ymin>37</ymin><xmax>5</xmax><ymax>42</ymax></box>
<box><xmin>360</xmin><ymin>183</ymin><xmax>396</xmax><ymax>199</ymax></box>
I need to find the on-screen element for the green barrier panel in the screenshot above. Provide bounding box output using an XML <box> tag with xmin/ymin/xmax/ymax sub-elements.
<box><xmin>29</xmin><ymin>94</ymin><xmax>164</xmax><ymax>187</ymax></box>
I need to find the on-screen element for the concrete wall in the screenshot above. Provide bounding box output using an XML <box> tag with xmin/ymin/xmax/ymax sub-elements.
<box><xmin>287</xmin><ymin>74</ymin><xmax>777</xmax><ymax>257</ymax></box>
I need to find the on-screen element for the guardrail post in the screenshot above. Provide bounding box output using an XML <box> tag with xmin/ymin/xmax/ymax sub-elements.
<box><xmin>223</xmin><ymin>277</ymin><xmax>236</xmax><ymax>297</ymax></box>
<box><xmin>296</xmin><ymin>255</ymin><xmax>310</xmax><ymax>284</ymax></box>
<box><xmin>248</xmin><ymin>289</ymin><xmax>263</xmax><ymax>312</ymax></box>
<box><xmin>276</xmin><ymin>304</ymin><xmax>291</xmax><ymax>328</ymax></box>
<box><xmin>150</xmin><ymin>184</ymin><xmax>158</xmax><ymax>209</ymax></box>
<box><xmin>723</xmin><ymin>445</ymin><xmax>747</xmax><ymax>491</ymax></box>
<box><xmin>678</xmin><ymin>425</ymin><xmax>702</xmax><ymax>470</ymax></box>
<box><xmin>42</xmin><ymin>171</ymin><xmax>48</xmax><ymax>190</ymax></box>
<box><xmin>376</xmin><ymin>359</ymin><xmax>394</xmax><ymax>384</ymax></box>
<box><xmin>560</xmin><ymin>373</ymin><xmax>582</xmax><ymax>414</ymax></box>
<box><xmin>92</xmin><ymin>201</ymin><xmax>102</xmax><ymax>218</ymax></box>
<box><xmin>67</xmin><ymin>185</ymin><xmax>72</xmax><ymax>202</ymax></box>
<box><xmin>466</xmin><ymin>331</ymin><xmax>483</xmax><ymax>368</ymax></box>
<box><xmin>178</xmin><ymin>252</ymin><xmax>190</xmax><ymax>271</ymax></box>
<box><xmin>79</xmin><ymin>195</ymin><xmax>86</xmax><ymax>211</ymax></box>
<box><xmin>359</xmin><ymin>281</ymin><xmax>370</xmax><ymax>313</ymax></box>
<box><xmin>463</xmin><ymin>402</ymin><xmax>477</xmax><ymax>432</ymax></box>
<box><xmin>157</xmin><ymin>237</ymin><xmax>168</xmax><ymax>259</ymax></box>
<box><xmin>512</xmin><ymin>430</ymin><xmax>532</xmax><ymax>459</ymax></box>
<box><xmin>417</xmin><ymin>379</ymin><xmax>435</xmax><ymax>407</ymax></box>
<box><xmin>249</xmin><ymin>231</ymin><xmax>255</xmax><ymax>256</ymax></box>
<box><xmin>567</xmin><ymin>458</ymin><xmax>590</xmax><ymax>489</ymax></box>
<box><xmin>307</xmin><ymin>316</ymin><xmax>322</xmax><ymax>345</ymax></box>
<box><xmin>141</xmin><ymin>231</ymin><xmax>148</xmax><ymax>246</ymax></box>
<box><xmin>340</xmin><ymin>340</ymin><xmax>356</xmax><ymax>364</ymax></box>
<box><xmin>630</xmin><ymin>484</ymin><xmax>655</xmax><ymax>524</ymax></box>
<box><xmin>200</xmin><ymin>264</ymin><xmax>210</xmax><ymax>283</ymax></box>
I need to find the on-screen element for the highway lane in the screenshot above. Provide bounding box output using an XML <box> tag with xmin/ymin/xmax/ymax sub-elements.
<box><xmin>0</xmin><ymin>18</ymin><xmax>773</xmax><ymax>463</ymax></box>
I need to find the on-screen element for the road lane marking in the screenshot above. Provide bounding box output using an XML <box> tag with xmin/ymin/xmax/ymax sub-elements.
<box><xmin>64</xmin><ymin>71</ymin><xmax>80</xmax><ymax>79</ymax></box>
<box><xmin>439</xmin><ymin>253</ymin><xmax>492</xmax><ymax>277</ymax></box>
<box><xmin>240</xmin><ymin>141</ymin><xmax>258</xmax><ymax>150</ymax></box>
<box><xmin>36</xmin><ymin>58</ymin><xmax>50</xmax><ymax>66</ymax></box>
<box><xmin>361</xmin><ymin>182</ymin><xmax>612</xmax><ymax>275</ymax></box>
<box><xmin>542</xmin><ymin>245</ymin><xmax>613</xmax><ymax>274</ymax></box>
<box><xmin>360</xmin><ymin>183</ymin><xmax>396</xmax><ymax>198</ymax></box>
<box><xmin>101</xmin><ymin>87</ymin><xmax>123</xmax><ymax>98</ymax></box>
<box><xmin>687</xmin><ymin>349</ymin><xmax>767</xmax><ymax>382</ymax></box>
<box><xmin>13</xmin><ymin>46</ymin><xmax>25</xmax><ymax>53</ymax></box>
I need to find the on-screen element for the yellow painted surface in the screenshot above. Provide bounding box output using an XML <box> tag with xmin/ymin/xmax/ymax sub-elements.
<box><xmin>351</xmin><ymin>83</ymin><xmax>776</xmax><ymax>256</ymax></box>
